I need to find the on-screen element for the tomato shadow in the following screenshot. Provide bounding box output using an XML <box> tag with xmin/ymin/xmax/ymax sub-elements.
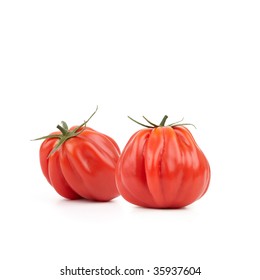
<box><xmin>56</xmin><ymin>197</ymin><xmax>118</xmax><ymax>205</ymax></box>
<box><xmin>131</xmin><ymin>205</ymin><xmax>190</xmax><ymax>212</ymax></box>
<box><xmin>54</xmin><ymin>196</ymin><xmax>125</xmax><ymax>221</ymax></box>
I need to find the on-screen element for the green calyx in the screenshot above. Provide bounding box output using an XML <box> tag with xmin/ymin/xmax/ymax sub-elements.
<box><xmin>32</xmin><ymin>106</ymin><xmax>98</xmax><ymax>157</ymax></box>
<box><xmin>128</xmin><ymin>114</ymin><xmax>196</xmax><ymax>129</ymax></box>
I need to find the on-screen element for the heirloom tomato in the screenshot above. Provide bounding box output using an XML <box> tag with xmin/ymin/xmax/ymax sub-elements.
<box><xmin>115</xmin><ymin>115</ymin><xmax>210</xmax><ymax>208</ymax></box>
<box><xmin>34</xmin><ymin>107</ymin><xmax>120</xmax><ymax>201</ymax></box>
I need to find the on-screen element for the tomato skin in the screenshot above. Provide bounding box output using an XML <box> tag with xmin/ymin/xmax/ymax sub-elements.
<box><xmin>39</xmin><ymin>127</ymin><xmax>120</xmax><ymax>201</ymax></box>
<box><xmin>115</xmin><ymin>126</ymin><xmax>210</xmax><ymax>208</ymax></box>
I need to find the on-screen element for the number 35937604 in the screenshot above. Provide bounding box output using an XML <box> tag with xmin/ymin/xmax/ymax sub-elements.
<box><xmin>153</xmin><ymin>267</ymin><xmax>201</xmax><ymax>276</ymax></box>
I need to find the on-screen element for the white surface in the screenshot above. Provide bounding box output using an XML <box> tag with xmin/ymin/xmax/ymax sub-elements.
<box><xmin>1</xmin><ymin>1</ymin><xmax>260</xmax><ymax>279</ymax></box>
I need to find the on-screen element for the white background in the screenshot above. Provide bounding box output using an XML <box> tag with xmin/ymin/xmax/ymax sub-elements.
<box><xmin>1</xmin><ymin>1</ymin><xmax>260</xmax><ymax>279</ymax></box>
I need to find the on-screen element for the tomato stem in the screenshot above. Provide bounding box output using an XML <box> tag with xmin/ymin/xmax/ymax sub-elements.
<box><xmin>57</xmin><ymin>124</ymin><xmax>68</xmax><ymax>135</ymax></box>
<box><xmin>127</xmin><ymin>116</ymin><xmax>154</xmax><ymax>128</ymax></box>
<box><xmin>32</xmin><ymin>106</ymin><xmax>99</xmax><ymax>157</ymax></box>
<box><xmin>128</xmin><ymin>114</ymin><xmax>196</xmax><ymax>129</ymax></box>
<box><xmin>142</xmin><ymin>116</ymin><xmax>157</xmax><ymax>127</ymax></box>
<box><xmin>73</xmin><ymin>106</ymin><xmax>98</xmax><ymax>133</ymax></box>
<box><xmin>159</xmin><ymin>115</ymin><xmax>168</xmax><ymax>126</ymax></box>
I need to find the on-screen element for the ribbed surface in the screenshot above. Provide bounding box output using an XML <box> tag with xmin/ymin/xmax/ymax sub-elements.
<box><xmin>116</xmin><ymin>126</ymin><xmax>210</xmax><ymax>208</ymax></box>
<box><xmin>40</xmin><ymin>128</ymin><xmax>120</xmax><ymax>201</ymax></box>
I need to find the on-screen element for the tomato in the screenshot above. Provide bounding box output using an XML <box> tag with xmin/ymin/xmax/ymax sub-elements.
<box><xmin>115</xmin><ymin>115</ymin><xmax>210</xmax><ymax>208</ymax></box>
<box><xmin>34</xmin><ymin>108</ymin><xmax>120</xmax><ymax>201</ymax></box>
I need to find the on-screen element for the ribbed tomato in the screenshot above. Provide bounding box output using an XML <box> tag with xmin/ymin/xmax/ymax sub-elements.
<box><xmin>34</xmin><ymin>108</ymin><xmax>120</xmax><ymax>201</ymax></box>
<box><xmin>115</xmin><ymin>115</ymin><xmax>210</xmax><ymax>208</ymax></box>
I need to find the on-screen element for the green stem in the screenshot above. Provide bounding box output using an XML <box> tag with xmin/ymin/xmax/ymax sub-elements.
<box><xmin>142</xmin><ymin>116</ymin><xmax>158</xmax><ymax>127</ymax></box>
<box><xmin>172</xmin><ymin>123</ymin><xmax>197</xmax><ymax>129</ymax></box>
<box><xmin>128</xmin><ymin>114</ymin><xmax>196</xmax><ymax>130</ymax></box>
<box><xmin>159</xmin><ymin>115</ymin><xmax>168</xmax><ymax>126</ymax></box>
<box><xmin>57</xmin><ymin>125</ymin><xmax>68</xmax><ymax>135</ymax></box>
<box><xmin>61</xmin><ymin>121</ymin><xmax>68</xmax><ymax>130</ymax></box>
<box><xmin>73</xmin><ymin>105</ymin><xmax>98</xmax><ymax>133</ymax></box>
<box><xmin>32</xmin><ymin>106</ymin><xmax>99</xmax><ymax>157</ymax></box>
<box><xmin>127</xmin><ymin>116</ymin><xmax>154</xmax><ymax>128</ymax></box>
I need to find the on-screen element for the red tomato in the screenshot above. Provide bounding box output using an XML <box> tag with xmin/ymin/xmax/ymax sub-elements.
<box><xmin>115</xmin><ymin>115</ymin><xmax>210</xmax><ymax>208</ymax></box>
<box><xmin>35</xmin><ymin>108</ymin><xmax>120</xmax><ymax>201</ymax></box>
